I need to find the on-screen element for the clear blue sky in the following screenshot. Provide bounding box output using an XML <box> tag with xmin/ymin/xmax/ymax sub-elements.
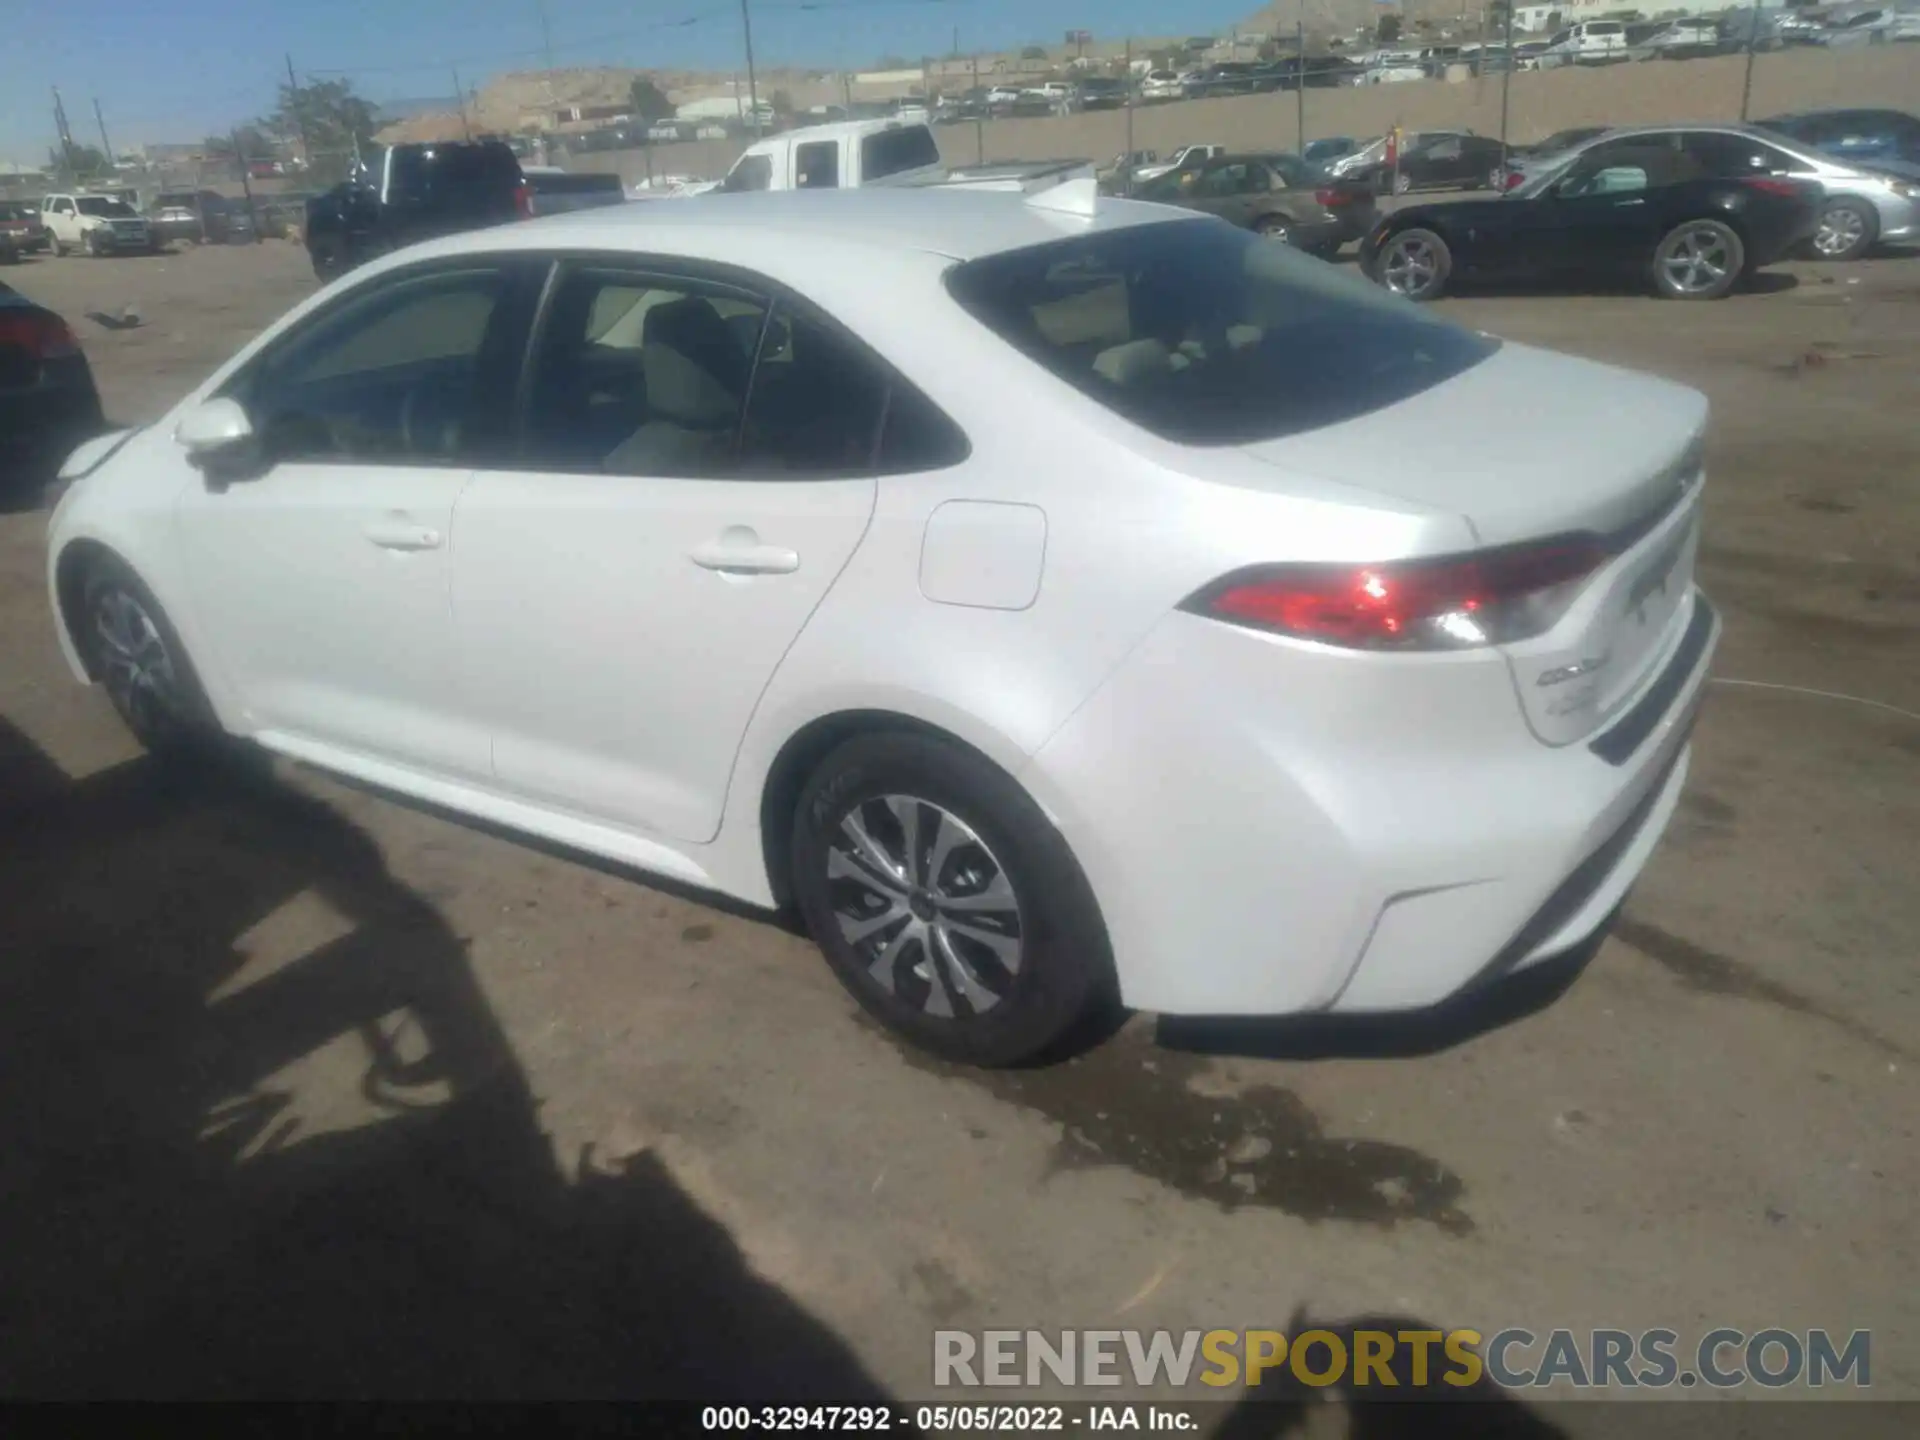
<box><xmin>3</xmin><ymin>0</ymin><xmax>1268</xmax><ymax>161</ymax></box>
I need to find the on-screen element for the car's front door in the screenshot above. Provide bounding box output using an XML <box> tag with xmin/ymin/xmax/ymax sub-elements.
<box><xmin>174</xmin><ymin>257</ymin><xmax>540</xmax><ymax>780</ymax></box>
<box><xmin>1415</xmin><ymin>136</ymin><xmax>1466</xmax><ymax>186</ymax></box>
<box><xmin>1509</xmin><ymin>149</ymin><xmax>1671</xmax><ymax>275</ymax></box>
<box><xmin>449</xmin><ymin>259</ymin><xmax>904</xmax><ymax>844</ymax></box>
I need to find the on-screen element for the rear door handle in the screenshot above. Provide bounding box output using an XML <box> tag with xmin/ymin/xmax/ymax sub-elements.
<box><xmin>690</xmin><ymin>540</ymin><xmax>800</xmax><ymax>575</ymax></box>
<box><xmin>1613</xmin><ymin>198</ymin><xmax>1645</xmax><ymax>207</ymax></box>
<box><xmin>363</xmin><ymin>517</ymin><xmax>443</xmax><ymax>552</ymax></box>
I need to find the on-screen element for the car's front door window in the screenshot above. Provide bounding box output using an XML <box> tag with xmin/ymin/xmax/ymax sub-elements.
<box><xmin>239</xmin><ymin>266</ymin><xmax>521</xmax><ymax>467</ymax></box>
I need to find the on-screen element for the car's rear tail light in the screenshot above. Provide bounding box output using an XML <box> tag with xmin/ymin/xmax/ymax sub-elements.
<box><xmin>1314</xmin><ymin>186</ymin><xmax>1354</xmax><ymax>206</ymax></box>
<box><xmin>1739</xmin><ymin>176</ymin><xmax>1804</xmax><ymax>198</ymax></box>
<box><xmin>514</xmin><ymin>181</ymin><xmax>535</xmax><ymax>219</ymax></box>
<box><xmin>0</xmin><ymin>311</ymin><xmax>79</xmax><ymax>360</ymax></box>
<box><xmin>1183</xmin><ymin>538</ymin><xmax>1608</xmax><ymax>650</ymax></box>
<box><xmin>1503</xmin><ymin>170</ymin><xmax>1526</xmax><ymax>191</ymax></box>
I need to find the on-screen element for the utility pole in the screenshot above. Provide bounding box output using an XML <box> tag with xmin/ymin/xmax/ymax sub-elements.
<box><xmin>972</xmin><ymin>53</ymin><xmax>983</xmax><ymax>165</ymax></box>
<box><xmin>233</xmin><ymin>127</ymin><xmax>260</xmax><ymax>243</ymax></box>
<box><xmin>1497</xmin><ymin>0</ymin><xmax>1515</xmax><ymax>169</ymax></box>
<box><xmin>1296</xmin><ymin>19</ymin><xmax>1306</xmax><ymax>150</ymax></box>
<box><xmin>285</xmin><ymin>55</ymin><xmax>315</xmax><ymax>172</ymax></box>
<box><xmin>537</xmin><ymin>0</ymin><xmax>558</xmax><ymax>163</ymax></box>
<box><xmin>453</xmin><ymin>66</ymin><xmax>472</xmax><ymax>140</ymax></box>
<box><xmin>92</xmin><ymin>98</ymin><xmax>115</xmax><ymax>167</ymax></box>
<box><xmin>1124</xmin><ymin>37</ymin><xmax>1135</xmax><ymax>193</ymax></box>
<box><xmin>1739</xmin><ymin>4</ymin><xmax>1762</xmax><ymax>122</ymax></box>
<box><xmin>740</xmin><ymin>0</ymin><xmax>762</xmax><ymax>138</ymax></box>
<box><xmin>51</xmin><ymin>87</ymin><xmax>77</xmax><ymax>178</ymax></box>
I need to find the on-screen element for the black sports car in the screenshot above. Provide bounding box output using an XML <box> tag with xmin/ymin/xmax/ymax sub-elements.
<box><xmin>0</xmin><ymin>284</ymin><xmax>105</xmax><ymax>497</ymax></box>
<box><xmin>1349</xmin><ymin>133</ymin><xmax>1512</xmax><ymax>194</ymax></box>
<box><xmin>1360</xmin><ymin>140</ymin><xmax>1821</xmax><ymax>301</ymax></box>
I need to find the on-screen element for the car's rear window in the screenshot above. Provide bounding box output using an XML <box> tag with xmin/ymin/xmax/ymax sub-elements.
<box><xmin>945</xmin><ymin>219</ymin><xmax>1498</xmax><ymax>446</ymax></box>
<box><xmin>860</xmin><ymin>125</ymin><xmax>940</xmax><ymax>181</ymax></box>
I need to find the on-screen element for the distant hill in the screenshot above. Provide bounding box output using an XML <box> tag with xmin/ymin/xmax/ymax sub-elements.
<box><xmin>1239</xmin><ymin>0</ymin><xmax>1495</xmax><ymax>44</ymax></box>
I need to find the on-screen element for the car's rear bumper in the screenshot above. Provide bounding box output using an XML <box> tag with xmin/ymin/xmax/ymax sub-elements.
<box><xmin>1022</xmin><ymin>591</ymin><xmax>1719</xmax><ymax>1019</ymax></box>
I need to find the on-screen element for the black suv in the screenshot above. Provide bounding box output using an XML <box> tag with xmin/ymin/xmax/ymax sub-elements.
<box><xmin>305</xmin><ymin>140</ymin><xmax>529</xmax><ymax>280</ymax></box>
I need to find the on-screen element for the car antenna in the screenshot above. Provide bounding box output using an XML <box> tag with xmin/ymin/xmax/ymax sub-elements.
<box><xmin>1027</xmin><ymin>176</ymin><xmax>1098</xmax><ymax>220</ymax></box>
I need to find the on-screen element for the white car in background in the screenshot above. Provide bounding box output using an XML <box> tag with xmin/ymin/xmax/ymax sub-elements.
<box><xmin>45</xmin><ymin>187</ymin><xmax>1718</xmax><ymax>1066</ymax></box>
<box><xmin>1140</xmin><ymin>69</ymin><xmax>1185</xmax><ymax>100</ymax></box>
<box><xmin>1539</xmin><ymin>19</ymin><xmax>1632</xmax><ymax>65</ymax></box>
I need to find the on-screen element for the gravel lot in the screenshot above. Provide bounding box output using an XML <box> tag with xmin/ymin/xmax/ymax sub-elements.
<box><xmin>1</xmin><ymin>236</ymin><xmax>1916</xmax><ymax>1416</ymax></box>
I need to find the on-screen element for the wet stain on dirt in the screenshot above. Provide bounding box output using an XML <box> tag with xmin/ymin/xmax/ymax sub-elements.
<box><xmin>910</xmin><ymin>1259</ymin><xmax>976</xmax><ymax>1323</ymax></box>
<box><xmin>888</xmin><ymin>1025</ymin><xmax>1471</xmax><ymax>1234</ymax></box>
<box><xmin>680</xmin><ymin>924</ymin><xmax>715</xmax><ymax>944</ymax></box>
<box><xmin>1614</xmin><ymin>919</ymin><xmax>1913</xmax><ymax>1064</ymax></box>
<box><xmin>1790</xmin><ymin>495</ymin><xmax>1855</xmax><ymax>515</ymax></box>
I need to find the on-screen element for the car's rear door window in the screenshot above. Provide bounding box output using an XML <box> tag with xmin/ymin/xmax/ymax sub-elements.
<box><xmin>859</xmin><ymin>125</ymin><xmax>939</xmax><ymax>181</ymax></box>
<box><xmin>946</xmin><ymin>219</ymin><xmax>1497</xmax><ymax>446</ymax></box>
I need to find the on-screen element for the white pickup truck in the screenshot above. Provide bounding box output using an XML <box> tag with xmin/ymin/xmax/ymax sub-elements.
<box><xmin>715</xmin><ymin>118</ymin><xmax>1092</xmax><ymax>196</ymax></box>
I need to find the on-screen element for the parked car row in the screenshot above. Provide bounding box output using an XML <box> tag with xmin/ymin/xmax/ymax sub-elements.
<box><xmin>1363</xmin><ymin>121</ymin><xmax>1915</xmax><ymax>302</ymax></box>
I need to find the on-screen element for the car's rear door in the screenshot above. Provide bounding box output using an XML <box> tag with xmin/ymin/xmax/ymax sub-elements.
<box><xmin>448</xmin><ymin>257</ymin><xmax>898</xmax><ymax>844</ymax></box>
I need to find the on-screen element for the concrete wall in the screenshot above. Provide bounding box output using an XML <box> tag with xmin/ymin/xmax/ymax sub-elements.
<box><xmin>580</xmin><ymin>46</ymin><xmax>1920</xmax><ymax>188</ymax></box>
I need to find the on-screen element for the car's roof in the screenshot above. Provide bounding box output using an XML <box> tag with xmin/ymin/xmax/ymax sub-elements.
<box><xmin>426</xmin><ymin>186</ymin><xmax>1192</xmax><ymax>265</ymax></box>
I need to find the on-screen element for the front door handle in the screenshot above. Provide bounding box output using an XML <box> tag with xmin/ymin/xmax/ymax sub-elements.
<box><xmin>363</xmin><ymin>517</ymin><xmax>443</xmax><ymax>552</ymax></box>
<box><xmin>690</xmin><ymin>538</ymin><xmax>800</xmax><ymax>575</ymax></box>
<box><xmin>1613</xmin><ymin>197</ymin><xmax>1645</xmax><ymax>207</ymax></box>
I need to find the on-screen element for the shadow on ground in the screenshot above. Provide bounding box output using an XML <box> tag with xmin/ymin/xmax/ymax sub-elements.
<box><xmin>0</xmin><ymin>717</ymin><xmax>892</xmax><ymax>1400</ymax></box>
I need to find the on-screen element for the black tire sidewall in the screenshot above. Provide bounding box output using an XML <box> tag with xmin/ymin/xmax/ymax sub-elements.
<box><xmin>79</xmin><ymin>557</ymin><xmax>218</xmax><ymax>756</ymax></box>
<box><xmin>1256</xmin><ymin>216</ymin><xmax>1291</xmax><ymax>242</ymax></box>
<box><xmin>791</xmin><ymin>732</ymin><xmax>1112</xmax><ymax>1067</ymax></box>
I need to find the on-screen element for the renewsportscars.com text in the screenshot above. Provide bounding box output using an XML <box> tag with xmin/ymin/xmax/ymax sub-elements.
<box><xmin>933</xmin><ymin>1327</ymin><xmax>1871</xmax><ymax>1391</ymax></box>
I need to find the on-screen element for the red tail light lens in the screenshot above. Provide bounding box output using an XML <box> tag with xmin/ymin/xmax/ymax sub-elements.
<box><xmin>1314</xmin><ymin>186</ymin><xmax>1351</xmax><ymax>206</ymax></box>
<box><xmin>0</xmin><ymin>311</ymin><xmax>79</xmax><ymax>360</ymax></box>
<box><xmin>514</xmin><ymin>182</ymin><xmax>534</xmax><ymax>219</ymax></box>
<box><xmin>1739</xmin><ymin>176</ymin><xmax>1802</xmax><ymax>198</ymax></box>
<box><xmin>1503</xmin><ymin>170</ymin><xmax>1525</xmax><ymax>191</ymax></box>
<box><xmin>1184</xmin><ymin>539</ymin><xmax>1607</xmax><ymax>650</ymax></box>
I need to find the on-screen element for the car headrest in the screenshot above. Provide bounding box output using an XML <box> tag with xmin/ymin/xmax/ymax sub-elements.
<box><xmin>642</xmin><ymin>295</ymin><xmax>750</xmax><ymax>397</ymax></box>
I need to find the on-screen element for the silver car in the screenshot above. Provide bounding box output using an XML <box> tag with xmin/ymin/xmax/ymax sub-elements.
<box><xmin>1513</xmin><ymin>122</ymin><xmax>1918</xmax><ymax>262</ymax></box>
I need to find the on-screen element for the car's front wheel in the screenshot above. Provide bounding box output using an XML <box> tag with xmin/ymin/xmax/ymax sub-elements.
<box><xmin>791</xmin><ymin>731</ymin><xmax>1113</xmax><ymax>1067</ymax></box>
<box><xmin>1375</xmin><ymin>226</ymin><xmax>1452</xmax><ymax>301</ymax></box>
<box><xmin>79</xmin><ymin>558</ymin><xmax>215</xmax><ymax>756</ymax></box>
<box><xmin>1652</xmin><ymin>219</ymin><xmax>1744</xmax><ymax>299</ymax></box>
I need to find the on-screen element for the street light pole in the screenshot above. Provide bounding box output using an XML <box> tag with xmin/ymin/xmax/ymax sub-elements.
<box><xmin>741</xmin><ymin>0</ymin><xmax>763</xmax><ymax>138</ymax></box>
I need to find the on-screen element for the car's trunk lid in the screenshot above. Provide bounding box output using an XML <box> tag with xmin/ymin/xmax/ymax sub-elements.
<box><xmin>1236</xmin><ymin>341</ymin><xmax>1709</xmax><ymax>744</ymax></box>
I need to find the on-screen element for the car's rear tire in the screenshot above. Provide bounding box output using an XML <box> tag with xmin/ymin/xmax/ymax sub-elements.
<box><xmin>1392</xmin><ymin>171</ymin><xmax>1412</xmax><ymax>195</ymax></box>
<box><xmin>790</xmin><ymin>731</ymin><xmax>1114</xmax><ymax>1068</ymax></box>
<box><xmin>1809</xmin><ymin>199</ymin><xmax>1876</xmax><ymax>262</ymax></box>
<box><xmin>1651</xmin><ymin>219</ymin><xmax>1744</xmax><ymax>299</ymax></box>
<box><xmin>1254</xmin><ymin>214</ymin><xmax>1292</xmax><ymax>244</ymax></box>
<box><xmin>1374</xmin><ymin>226</ymin><xmax>1452</xmax><ymax>301</ymax></box>
<box><xmin>78</xmin><ymin>557</ymin><xmax>217</xmax><ymax>757</ymax></box>
<box><xmin>51</xmin><ymin>237</ymin><xmax>66</xmax><ymax>257</ymax></box>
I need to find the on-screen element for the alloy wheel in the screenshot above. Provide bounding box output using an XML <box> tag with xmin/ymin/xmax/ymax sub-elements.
<box><xmin>826</xmin><ymin>794</ymin><xmax>1025</xmax><ymax>1020</ymax></box>
<box><xmin>1659</xmin><ymin>225</ymin><xmax>1732</xmax><ymax>295</ymax></box>
<box><xmin>94</xmin><ymin>587</ymin><xmax>184</xmax><ymax>738</ymax></box>
<box><xmin>1813</xmin><ymin>206</ymin><xmax>1866</xmax><ymax>259</ymax></box>
<box><xmin>1380</xmin><ymin>235</ymin><xmax>1440</xmax><ymax>298</ymax></box>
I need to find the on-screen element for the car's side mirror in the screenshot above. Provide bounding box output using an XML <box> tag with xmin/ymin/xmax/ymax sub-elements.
<box><xmin>176</xmin><ymin>397</ymin><xmax>262</xmax><ymax>487</ymax></box>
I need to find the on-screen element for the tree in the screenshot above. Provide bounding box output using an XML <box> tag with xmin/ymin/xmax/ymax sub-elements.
<box><xmin>1375</xmin><ymin>13</ymin><xmax>1403</xmax><ymax>42</ymax></box>
<box><xmin>49</xmin><ymin>142</ymin><xmax>108</xmax><ymax>178</ymax></box>
<box><xmin>1020</xmin><ymin>45</ymin><xmax>1048</xmax><ymax>60</ymax></box>
<box><xmin>769</xmin><ymin>88</ymin><xmax>795</xmax><ymax>117</ymax></box>
<box><xmin>628</xmin><ymin>76</ymin><xmax>675</xmax><ymax>122</ymax></box>
<box><xmin>263</xmin><ymin>77</ymin><xmax>380</xmax><ymax>184</ymax></box>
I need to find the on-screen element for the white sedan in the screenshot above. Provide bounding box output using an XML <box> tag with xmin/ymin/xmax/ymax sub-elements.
<box><xmin>45</xmin><ymin>186</ymin><xmax>1719</xmax><ymax>1066</ymax></box>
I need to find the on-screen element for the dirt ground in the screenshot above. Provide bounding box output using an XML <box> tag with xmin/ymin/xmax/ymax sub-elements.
<box><xmin>0</xmin><ymin>236</ymin><xmax>1917</xmax><ymax>1418</ymax></box>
